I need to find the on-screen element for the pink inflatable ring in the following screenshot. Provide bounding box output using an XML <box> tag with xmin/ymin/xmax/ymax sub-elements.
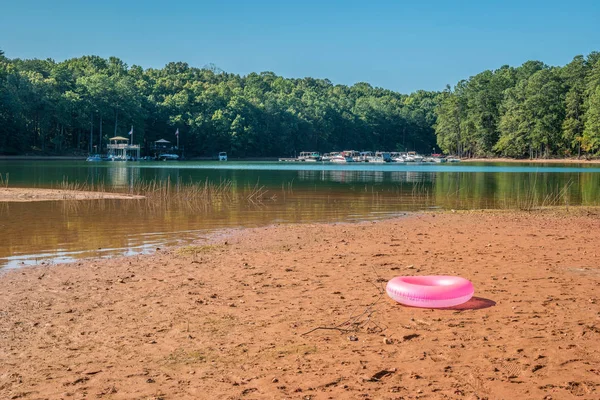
<box><xmin>386</xmin><ymin>275</ymin><xmax>474</xmax><ymax>308</ymax></box>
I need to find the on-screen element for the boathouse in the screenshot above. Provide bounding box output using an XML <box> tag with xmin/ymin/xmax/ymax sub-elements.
<box><xmin>107</xmin><ymin>136</ymin><xmax>141</xmax><ymax>160</ymax></box>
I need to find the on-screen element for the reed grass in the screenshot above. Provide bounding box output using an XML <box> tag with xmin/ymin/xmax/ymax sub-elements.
<box><xmin>129</xmin><ymin>177</ymin><xmax>235</xmax><ymax>203</ymax></box>
<box><xmin>497</xmin><ymin>179</ymin><xmax>576</xmax><ymax>211</ymax></box>
<box><xmin>41</xmin><ymin>177</ymin><xmax>278</xmax><ymax>217</ymax></box>
<box><xmin>31</xmin><ymin>174</ymin><xmax>597</xmax><ymax>213</ymax></box>
<box><xmin>394</xmin><ymin>181</ymin><xmax>433</xmax><ymax>208</ymax></box>
<box><xmin>30</xmin><ymin>175</ymin><xmax>269</xmax><ymax>215</ymax></box>
<box><xmin>0</xmin><ymin>173</ymin><xmax>8</xmax><ymax>188</ymax></box>
<box><xmin>129</xmin><ymin>177</ymin><xmax>278</xmax><ymax>212</ymax></box>
<box><xmin>58</xmin><ymin>176</ymin><xmax>93</xmax><ymax>199</ymax></box>
<box><xmin>48</xmin><ymin>177</ymin><xmax>264</xmax><ymax>202</ymax></box>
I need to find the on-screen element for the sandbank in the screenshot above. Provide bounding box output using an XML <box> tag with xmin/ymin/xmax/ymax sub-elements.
<box><xmin>0</xmin><ymin>188</ymin><xmax>144</xmax><ymax>202</ymax></box>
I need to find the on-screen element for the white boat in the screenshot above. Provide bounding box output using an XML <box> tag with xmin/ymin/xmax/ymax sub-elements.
<box><xmin>327</xmin><ymin>152</ymin><xmax>347</xmax><ymax>163</ymax></box>
<box><xmin>218</xmin><ymin>152</ymin><xmax>228</xmax><ymax>161</ymax></box>
<box><xmin>357</xmin><ymin>151</ymin><xmax>373</xmax><ymax>162</ymax></box>
<box><xmin>159</xmin><ymin>153</ymin><xmax>179</xmax><ymax>161</ymax></box>
<box><xmin>108</xmin><ymin>155</ymin><xmax>127</xmax><ymax>161</ymax></box>
<box><xmin>406</xmin><ymin>151</ymin><xmax>424</xmax><ymax>163</ymax></box>
<box><xmin>341</xmin><ymin>150</ymin><xmax>359</xmax><ymax>162</ymax></box>
<box><xmin>370</xmin><ymin>151</ymin><xmax>392</xmax><ymax>163</ymax></box>
<box><xmin>329</xmin><ymin>155</ymin><xmax>347</xmax><ymax>163</ymax></box>
<box><xmin>390</xmin><ymin>152</ymin><xmax>405</xmax><ymax>163</ymax></box>
<box><xmin>86</xmin><ymin>154</ymin><xmax>102</xmax><ymax>162</ymax></box>
<box><xmin>366</xmin><ymin>153</ymin><xmax>386</xmax><ymax>163</ymax></box>
<box><xmin>297</xmin><ymin>151</ymin><xmax>321</xmax><ymax>162</ymax></box>
<box><xmin>394</xmin><ymin>152</ymin><xmax>411</xmax><ymax>162</ymax></box>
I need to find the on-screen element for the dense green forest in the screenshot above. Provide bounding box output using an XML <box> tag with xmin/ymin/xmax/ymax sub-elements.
<box><xmin>436</xmin><ymin>53</ymin><xmax>600</xmax><ymax>158</ymax></box>
<box><xmin>0</xmin><ymin>49</ymin><xmax>437</xmax><ymax>157</ymax></box>
<box><xmin>1</xmin><ymin>49</ymin><xmax>600</xmax><ymax>158</ymax></box>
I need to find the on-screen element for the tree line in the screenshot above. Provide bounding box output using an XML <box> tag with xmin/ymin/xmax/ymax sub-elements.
<box><xmin>436</xmin><ymin>52</ymin><xmax>600</xmax><ymax>158</ymax></box>
<box><xmin>0</xmin><ymin>50</ymin><xmax>436</xmax><ymax>157</ymax></box>
<box><xmin>1</xmin><ymin>49</ymin><xmax>600</xmax><ymax>158</ymax></box>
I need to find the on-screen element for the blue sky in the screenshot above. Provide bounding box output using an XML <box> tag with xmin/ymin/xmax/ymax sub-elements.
<box><xmin>1</xmin><ymin>0</ymin><xmax>599</xmax><ymax>93</ymax></box>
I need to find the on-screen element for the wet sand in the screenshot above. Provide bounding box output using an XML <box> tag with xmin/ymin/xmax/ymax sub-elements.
<box><xmin>1</xmin><ymin>210</ymin><xmax>599</xmax><ymax>399</ymax></box>
<box><xmin>0</xmin><ymin>188</ymin><xmax>144</xmax><ymax>202</ymax></box>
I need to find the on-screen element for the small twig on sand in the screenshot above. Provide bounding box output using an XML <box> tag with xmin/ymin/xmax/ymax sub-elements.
<box><xmin>370</xmin><ymin>265</ymin><xmax>386</xmax><ymax>294</ymax></box>
<box><xmin>301</xmin><ymin>292</ymin><xmax>386</xmax><ymax>336</ymax></box>
<box><xmin>300</xmin><ymin>326</ymin><xmax>354</xmax><ymax>336</ymax></box>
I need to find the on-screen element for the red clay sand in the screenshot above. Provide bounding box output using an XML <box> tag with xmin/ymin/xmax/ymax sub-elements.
<box><xmin>1</xmin><ymin>210</ymin><xmax>599</xmax><ymax>399</ymax></box>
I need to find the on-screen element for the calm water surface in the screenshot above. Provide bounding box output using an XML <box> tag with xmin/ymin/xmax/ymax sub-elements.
<box><xmin>1</xmin><ymin>160</ymin><xmax>599</xmax><ymax>269</ymax></box>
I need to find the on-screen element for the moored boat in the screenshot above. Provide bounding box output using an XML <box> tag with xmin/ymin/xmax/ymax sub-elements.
<box><xmin>158</xmin><ymin>153</ymin><xmax>179</xmax><ymax>161</ymax></box>
<box><xmin>431</xmin><ymin>153</ymin><xmax>447</xmax><ymax>163</ymax></box>
<box><xmin>297</xmin><ymin>151</ymin><xmax>321</xmax><ymax>162</ymax></box>
<box><xmin>86</xmin><ymin>154</ymin><xmax>103</xmax><ymax>162</ymax></box>
<box><xmin>406</xmin><ymin>151</ymin><xmax>423</xmax><ymax>163</ymax></box>
<box><xmin>341</xmin><ymin>150</ymin><xmax>359</xmax><ymax>162</ymax></box>
<box><xmin>328</xmin><ymin>153</ymin><xmax>347</xmax><ymax>163</ymax></box>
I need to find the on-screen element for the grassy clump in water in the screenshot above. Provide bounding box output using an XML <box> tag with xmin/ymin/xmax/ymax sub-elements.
<box><xmin>498</xmin><ymin>179</ymin><xmax>575</xmax><ymax>211</ymax></box>
<box><xmin>50</xmin><ymin>176</ymin><xmax>271</xmax><ymax>210</ymax></box>
<box><xmin>127</xmin><ymin>177</ymin><xmax>272</xmax><ymax>211</ymax></box>
<box><xmin>130</xmin><ymin>177</ymin><xmax>234</xmax><ymax>203</ymax></box>
<box><xmin>0</xmin><ymin>173</ymin><xmax>8</xmax><ymax>188</ymax></box>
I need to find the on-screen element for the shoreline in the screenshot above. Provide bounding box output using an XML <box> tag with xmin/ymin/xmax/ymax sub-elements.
<box><xmin>0</xmin><ymin>155</ymin><xmax>87</xmax><ymax>160</ymax></box>
<box><xmin>461</xmin><ymin>157</ymin><xmax>600</xmax><ymax>164</ymax></box>
<box><xmin>3</xmin><ymin>155</ymin><xmax>600</xmax><ymax>164</ymax></box>
<box><xmin>1</xmin><ymin>209</ymin><xmax>599</xmax><ymax>399</ymax></box>
<box><xmin>0</xmin><ymin>155</ymin><xmax>278</xmax><ymax>161</ymax></box>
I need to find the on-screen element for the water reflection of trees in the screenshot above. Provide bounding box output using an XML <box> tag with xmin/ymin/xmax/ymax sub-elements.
<box><xmin>293</xmin><ymin>170</ymin><xmax>600</xmax><ymax>210</ymax></box>
<box><xmin>4</xmin><ymin>168</ymin><xmax>600</xmax><ymax>268</ymax></box>
<box><xmin>433</xmin><ymin>172</ymin><xmax>600</xmax><ymax>210</ymax></box>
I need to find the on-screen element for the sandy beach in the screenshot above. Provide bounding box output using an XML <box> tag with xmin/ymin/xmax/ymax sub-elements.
<box><xmin>1</xmin><ymin>209</ymin><xmax>599</xmax><ymax>399</ymax></box>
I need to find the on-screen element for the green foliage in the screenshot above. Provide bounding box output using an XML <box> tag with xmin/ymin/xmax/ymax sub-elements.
<box><xmin>3</xmin><ymin>49</ymin><xmax>600</xmax><ymax>158</ymax></box>
<box><xmin>436</xmin><ymin>52</ymin><xmax>600</xmax><ymax>159</ymax></box>
<box><xmin>582</xmin><ymin>86</ymin><xmax>600</xmax><ymax>153</ymax></box>
<box><xmin>0</xmin><ymin>52</ymin><xmax>439</xmax><ymax>156</ymax></box>
<box><xmin>434</xmin><ymin>84</ymin><xmax>467</xmax><ymax>156</ymax></box>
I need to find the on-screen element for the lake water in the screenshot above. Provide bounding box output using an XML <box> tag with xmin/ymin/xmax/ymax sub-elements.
<box><xmin>2</xmin><ymin>160</ymin><xmax>600</xmax><ymax>269</ymax></box>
